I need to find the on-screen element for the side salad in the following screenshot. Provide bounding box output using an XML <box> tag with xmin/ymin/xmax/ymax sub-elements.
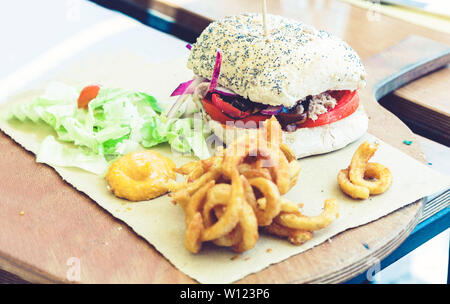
<box><xmin>7</xmin><ymin>82</ymin><xmax>211</xmax><ymax>174</ymax></box>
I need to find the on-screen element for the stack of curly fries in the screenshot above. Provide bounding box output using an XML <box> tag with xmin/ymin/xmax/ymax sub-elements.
<box><xmin>170</xmin><ymin>117</ymin><xmax>339</xmax><ymax>253</ymax></box>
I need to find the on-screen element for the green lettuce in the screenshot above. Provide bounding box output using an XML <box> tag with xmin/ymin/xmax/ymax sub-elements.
<box><xmin>7</xmin><ymin>82</ymin><xmax>211</xmax><ymax>174</ymax></box>
<box><xmin>37</xmin><ymin>136</ymin><xmax>108</xmax><ymax>175</ymax></box>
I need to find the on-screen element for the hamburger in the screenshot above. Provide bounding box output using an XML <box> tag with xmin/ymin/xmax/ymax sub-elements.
<box><xmin>169</xmin><ymin>13</ymin><xmax>368</xmax><ymax>158</ymax></box>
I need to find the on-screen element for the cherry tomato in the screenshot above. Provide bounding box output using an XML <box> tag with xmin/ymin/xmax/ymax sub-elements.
<box><xmin>77</xmin><ymin>85</ymin><xmax>101</xmax><ymax>109</ymax></box>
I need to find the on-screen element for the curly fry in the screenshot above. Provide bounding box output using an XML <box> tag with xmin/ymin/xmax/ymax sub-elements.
<box><xmin>200</xmin><ymin>169</ymin><xmax>242</xmax><ymax>241</ymax></box>
<box><xmin>248</xmin><ymin>177</ymin><xmax>281</xmax><ymax>226</ymax></box>
<box><xmin>185</xmin><ymin>180</ymin><xmax>215</xmax><ymax>224</ymax></box>
<box><xmin>203</xmin><ymin>184</ymin><xmax>231</xmax><ymax>227</ymax></box>
<box><xmin>213</xmin><ymin>226</ymin><xmax>243</xmax><ymax>248</ymax></box>
<box><xmin>280</xmin><ymin>143</ymin><xmax>296</xmax><ymax>162</ymax></box>
<box><xmin>172</xmin><ymin>117</ymin><xmax>339</xmax><ymax>253</ymax></box>
<box><xmin>362</xmin><ymin>163</ymin><xmax>393</xmax><ymax>195</ymax></box>
<box><xmin>263</xmin><ymin>222</ymin><xmax>312</xmax><ymax>245</ymax></box>
<box><xmin>204</xmin><ymin>181</ymin><xmax>258</xmax><ymax>252</ymax></box>
<box><xmin>349</xmin><ymin>141</ymin><xmax>378</xmax><ymax>187</ymax></box>
<box><xmin>185</xmin><ymin>212</ymin><xmax>204</xmax><ymax>254</ymax></box>
<box><xmin>337</xmin><ymin>168</ymin><xmax>370</xmax><ymax>199</ymax></box>
<box><xmin>269</xmin><ymin>149</ymin><xmax>291</xmax><ymax>195</ymax></box>
<box><xmin>237</xmin><ymin>162</ymin><xmax>272</xmax><ymax>180</ymax></box>
<box><xmin>287</xmin><ymin>159</ymin><xmax>302</xmax><ymax>192</ymax></box>
<box><xmin>171</xmin><ymin>153</ymin><xmax>223</xmax><ymax>207</ymax></box>
<box><xmin>276</xmin><ymin>199</ymin><xmax>339</xmax><ymax>231</ymax></box>
<box><xmin>241</xmin><ymin>175</ymin><xmax>257</xmax><ymax>211</ymax></box>
<box><xmin>279</xmin><ymin>197</ymin><xmax>301</xmax><ymax>213</ymax></box>
<box><xmin>175</xmin><ymin>160</ymin><xmax>201</xmax><ymax>175</ymax></box>
<box><xmin>338</xmin><ymin>141</ymin><xmax>393</xmax><ymax>199</ymax></box>
<box><xmin>210</xmin><ymin>203</ymin><xmax>242</xmax><ymax>248</ymax></box>
<box><xmin>233</xmin><ymin>200</ymin><xmax>258</xmax><ymax>252</ymax></box>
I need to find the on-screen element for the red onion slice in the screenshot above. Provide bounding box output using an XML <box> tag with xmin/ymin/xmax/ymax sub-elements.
<box><xmin>170</xmin><ymin>77</ymin><xmax>208</xmax><ymax>97</ymax></box>
<box><xmin>186</xmin><ymin>44</ymin><xmax>192</xmax><ymax>50</ymax></box>
<box><xmin>260</xmin><ymin>105</ymin><xmax>283</xmax><ymax>115</ymax></box>
<box><xmin>207</xmin><ymin>50</ymin><xmax>222</xmax><ymax>93</ymax></box>
<box><xmin>166</xmin><ymin>77</ymin><xmax>205</xmax><ymax>119</ymax></box>
<box><xmin>285</xmin><ymin>123</ymin><xmax>297</xmax><ymax>132</ymax></box>
<box><xmin>170</xmin><ymin>79</ymin><xmax>194</xmax><ymax>97</ymax></box>
<box><xmin>214</xmin><ymin>85</ymin><xmax>237</xmax><ymax>97</ymax></box>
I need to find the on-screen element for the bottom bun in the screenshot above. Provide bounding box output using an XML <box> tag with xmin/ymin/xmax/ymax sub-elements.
<box><xmin>205</xmin><ymin>106</ymin><xmax>368</xmax><ymax>159</ymax></box>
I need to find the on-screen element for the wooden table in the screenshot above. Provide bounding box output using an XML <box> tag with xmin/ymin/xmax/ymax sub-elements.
<box><xmin>116</xmin><ymin>0</ymin><xmax>450</xmax><ymax>145</ymax></box>
<box><xmin>0</xmin><ymin>0</ymin><xmax>448</xmax><ymax>284</ymax></box>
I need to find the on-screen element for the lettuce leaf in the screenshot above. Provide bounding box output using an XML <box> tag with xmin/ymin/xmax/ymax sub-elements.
<box><xmin>7</xmin><ymin>82</ymin><xmax>212</xmax><ymax>174</ymax></box>
<box><xmin>37</xmin><ymin>136</ymin><xmax>108</xmax><ymax>175</ymax></box>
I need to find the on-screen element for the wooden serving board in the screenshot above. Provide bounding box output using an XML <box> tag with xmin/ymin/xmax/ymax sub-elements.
<box><xmin>0</xmin><ymin>34</ymin><xmax>448</xmax><ymax>283</ymax></box>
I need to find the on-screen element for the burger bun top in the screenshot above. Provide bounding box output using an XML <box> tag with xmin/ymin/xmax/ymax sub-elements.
<box><xmin>187</xmin><ymin>13</ymin><xmax>366</xmax><ymax>108</ymax></box>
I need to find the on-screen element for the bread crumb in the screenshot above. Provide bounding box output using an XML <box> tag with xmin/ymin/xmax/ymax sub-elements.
<box><xmin>266</xmin><ymin>248</ymin><xmax>272</xmax><ymax>253</ymax></box>
<box><xmin>19</xmin><ymin>211</ymin><xmax>25</xmax><ymax>216</ymax></box>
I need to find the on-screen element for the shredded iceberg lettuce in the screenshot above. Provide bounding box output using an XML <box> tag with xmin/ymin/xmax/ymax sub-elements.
<box><xmin>36</xmin><ymin>135</ymin><xmax>109</xmax><ymax>175</ymax></box>
<box><xmin>7</xmin><ymin>82</ymin><xmax>211</xmax><ymax>174</ymax></box>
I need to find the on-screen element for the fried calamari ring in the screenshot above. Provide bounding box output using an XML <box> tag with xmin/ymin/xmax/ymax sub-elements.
<box><xmin>106</xmin><ymin>151</ymin><xmax>176</xmax><ymax>201</ymax></box>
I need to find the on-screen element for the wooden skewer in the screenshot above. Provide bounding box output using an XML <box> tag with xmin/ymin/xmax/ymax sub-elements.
<box><xmin>262</xmin><ymin>0</ymin><xmax>268</xmax><ymax>37</ymax></box>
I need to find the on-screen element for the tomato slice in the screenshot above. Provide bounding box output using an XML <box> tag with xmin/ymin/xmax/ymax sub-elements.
<box><xmin>202</xmin><ymin>97</ymin><xmax>270</xmax><ymax>127</ymax></box>
<box><xmin>202</xmin><ymin>90</ymin><xmax>359</xmax><ymax>130</ymax></box>
<box><xmin>296</xmin><ymin>90</ymin><xmax>359</xmax><ymax>128</ymax></box>
<box><xmin>78</xmin><ymin>85</ymin><xmax>101</xmax><ymax>109</ymax></box>
<box><xmin>211</xmin><ymin>93</ymin><xmax>249</xmax><ymax>118</ymax></box>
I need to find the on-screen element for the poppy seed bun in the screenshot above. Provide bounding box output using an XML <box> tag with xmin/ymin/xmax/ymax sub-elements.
<box><xmin>187</xmin><ymin>13</ymin><xmax>366</xmax><ymax>107</ymax></box>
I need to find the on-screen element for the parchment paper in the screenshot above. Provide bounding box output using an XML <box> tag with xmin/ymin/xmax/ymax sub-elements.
<box><xmin>0</xmin><ymin>51</ymin><xmax>449</xmax><ymax>284</ymax></box>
